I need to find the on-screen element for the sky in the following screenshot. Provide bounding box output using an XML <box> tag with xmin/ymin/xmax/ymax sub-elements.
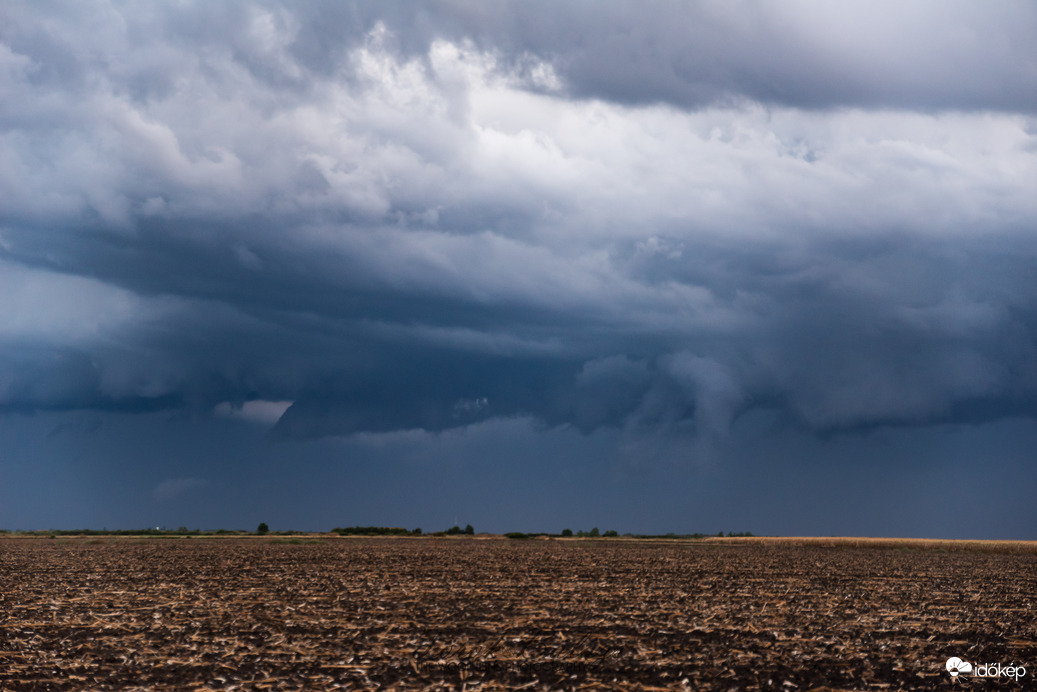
<box><xmin>2</xmin><ymin>1</ymin><xmax>1036</xmax><ymax>537</ymax></box>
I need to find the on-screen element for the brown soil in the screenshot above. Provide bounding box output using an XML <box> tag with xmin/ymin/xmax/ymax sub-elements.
<box><xmin>1</xmin><ymin>537</ymin><xmax>1034</xmax><ymax>690</ymax></box>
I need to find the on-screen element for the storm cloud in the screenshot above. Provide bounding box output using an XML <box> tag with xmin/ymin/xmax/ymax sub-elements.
<box><xmin>3</xmin><ymin>0</ymin><xmax>1037</xmax><ymax>457</ymax></box>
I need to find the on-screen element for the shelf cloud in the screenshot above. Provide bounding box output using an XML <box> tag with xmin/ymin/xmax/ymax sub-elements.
<box><xmin>2</xmin><ymin>1</ymin><xmax>1036</xmax><ymax>456</ymax></box>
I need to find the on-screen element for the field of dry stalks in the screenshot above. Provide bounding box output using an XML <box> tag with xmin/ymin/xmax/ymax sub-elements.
<box><xmin>1</xmin><ymin>536</ymin><xmax>1035</xmax><ymax>690</ymax></box>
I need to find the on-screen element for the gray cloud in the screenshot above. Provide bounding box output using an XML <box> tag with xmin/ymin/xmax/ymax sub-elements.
<box><xmin>153</xmin><ymin>476</ymin><xmax>209</xmax><ymax>502</ymax></box>
<box><xmin>2</xmin><ymin>1</ymin><xmax>1037</xmax><ymax>453</ymax></box>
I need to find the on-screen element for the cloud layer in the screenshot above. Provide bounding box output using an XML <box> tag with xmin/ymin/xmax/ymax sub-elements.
<box><xmin>3</xmin><ymin>1</ymin><xmax>1037</xmax><ymax>451</ymax></box>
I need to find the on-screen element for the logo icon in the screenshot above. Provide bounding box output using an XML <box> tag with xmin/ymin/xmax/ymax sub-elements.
<box><xmin>946</xmin><ymin>657</ymin><xmax>973</xmax><ymax>677</ymax></box>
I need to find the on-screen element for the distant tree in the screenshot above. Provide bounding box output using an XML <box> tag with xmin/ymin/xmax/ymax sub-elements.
<box><xmin>257</xmin><ymin>522</ymin><xmax>269</xmax><ymax>534</ymax></box>
<box><xmin>445</xmin><ymin>525</ymin><xmax>462</xmax><ymax>535</ymax></box>
<box><xmin>412</xmin><ymin>527</ymin><xmax>422</xmax><ymax>535</ymax></box>
<box><xmin>561</xmin><ymin>528</ymin><xmax>573</xmax><ymax>537</ymax></box>
<box><xmin>589</xmin><ymin>527</ymin><xmax>600</xmax><ymax>537</ymax></box>
<box><xmin>464</xmin><ymin>524</ymin><xmax>475</xmax><ymax>535</ymax></box>
<box><xmin>332</xmin><ymin>526</ymin><xmax>413</xmax><ymax>536</ymax></box>
<box><xmin>576</xmin><ymin>530</ymin><xmax>587</xmax><ymax>537</ymax></box>
<box><xmin>603</xmin><ymin>530</ymin><xmax>618</xmax><ymax>537</ymax></box>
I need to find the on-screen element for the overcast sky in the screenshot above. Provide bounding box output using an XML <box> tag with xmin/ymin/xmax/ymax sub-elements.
<box><xmin>2</xmin><ymin>1</ymin><xmax>1036</xmax><ymax>537</ymax></box>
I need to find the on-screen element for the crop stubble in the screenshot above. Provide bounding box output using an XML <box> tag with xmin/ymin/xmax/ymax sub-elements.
<box><xmin>1</xmin><ymin>537</ymin><xmax>1035</xmax><ymax>690</ymax></box>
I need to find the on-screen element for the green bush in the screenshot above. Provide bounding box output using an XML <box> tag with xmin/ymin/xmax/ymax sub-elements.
<box><xmin>257</xmin><ymin>522</ymin><xmax>269</xmax><ymax>534</ymax></box>
<box><xmin>561</xmin><ymin>528</ymin><xmax>573</xmax><ymax>537</ymax></box>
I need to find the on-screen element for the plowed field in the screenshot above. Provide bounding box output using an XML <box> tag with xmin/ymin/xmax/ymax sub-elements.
<box><xmin>1</xmin><ymin>537</ymin><xmax>1034</xmax><ymax>690</ymax></box>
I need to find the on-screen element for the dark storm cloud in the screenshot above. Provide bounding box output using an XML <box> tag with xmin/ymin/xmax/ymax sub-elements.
<box><xmin>7</xmin><ymin>2</ymin><xmax>1037</xmax><ymax>112</ymax></box>
<box><xmin>400</xmin><ymin>1</ymin><xmax>1037</xmax><ymax>113</ymax></box>
<box><xmin>2</xmin><ymin>1</ymin><xmax>1037</xmax><ymax>448</ymax></box>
